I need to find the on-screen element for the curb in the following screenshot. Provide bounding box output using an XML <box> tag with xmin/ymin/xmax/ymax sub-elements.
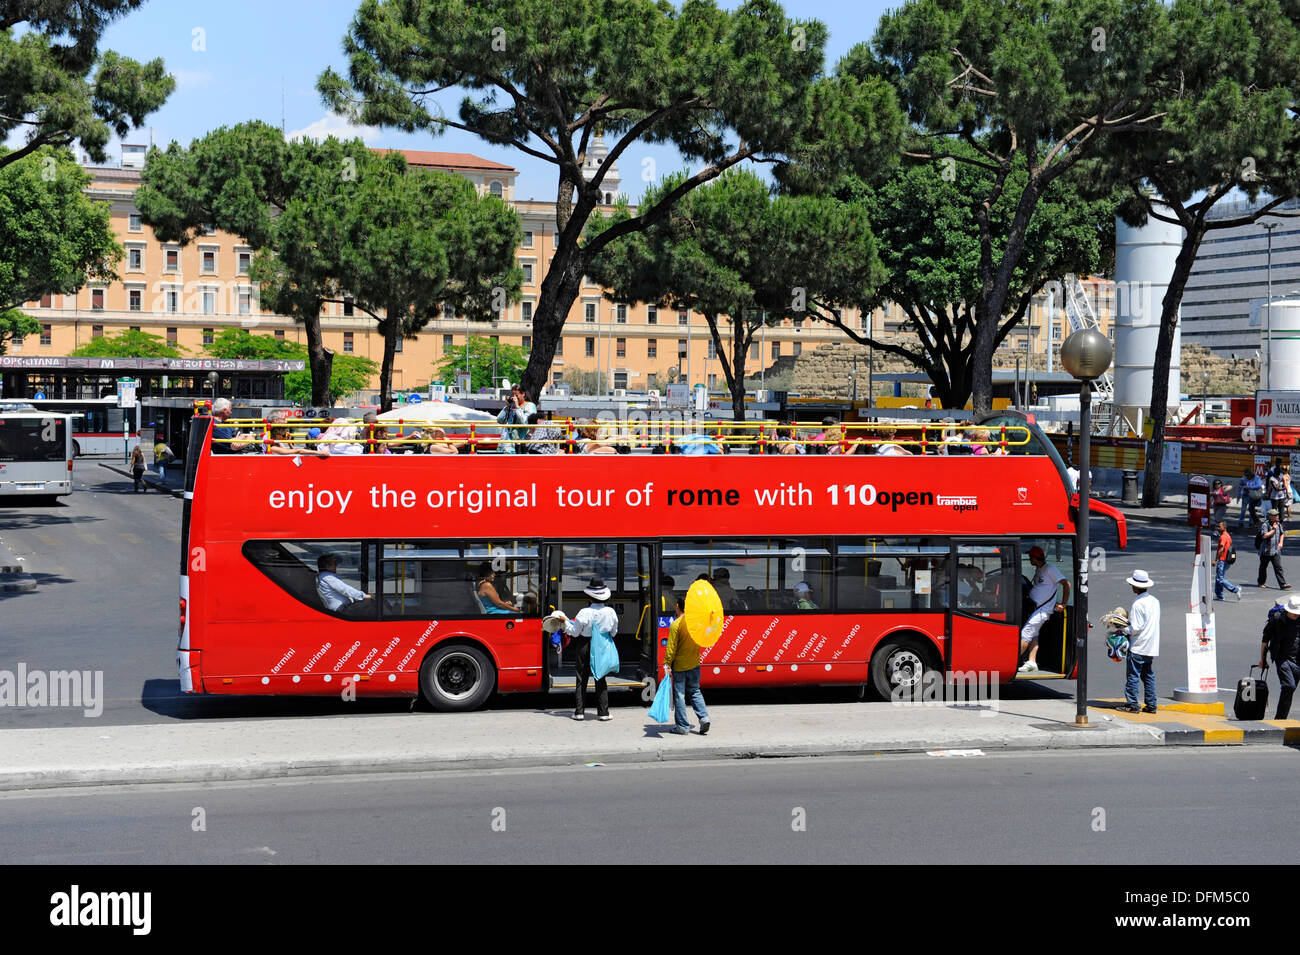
<box><xmin>96</xmin><ymin>462</ymin><xmax>182</xmax><ymax>498</ymax></box>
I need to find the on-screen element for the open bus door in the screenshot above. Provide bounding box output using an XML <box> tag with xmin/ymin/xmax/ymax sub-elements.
<box><xmin>544</xmin><ymin>541</ymin><xmax>656</xmax><ymax>697</ymax></box>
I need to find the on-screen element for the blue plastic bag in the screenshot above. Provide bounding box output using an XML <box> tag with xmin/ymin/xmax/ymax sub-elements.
<box><xmin>647</xmin><ymin>673</ymin><xmax>673</xmax><ymax>723</ymax></box>
<box><xmin>591</xmin><ymin>626</ymin><xmax>620</xmax><ymax>680</ymax></box>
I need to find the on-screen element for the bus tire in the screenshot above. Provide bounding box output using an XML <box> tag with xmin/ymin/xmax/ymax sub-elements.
<box><xmin>870</xmin><ymin>638</ymin><xmax>938</xmax><ymax>702</ymax></box>
<box><xmin>72</xmin><ymin>440</ymin><xmax>81</xmax><ymax>458</ymax></box>
<box><xmin>419</xmin><ymin>643</ymin><xmax>496</xmax><ymax>712</ymax></box>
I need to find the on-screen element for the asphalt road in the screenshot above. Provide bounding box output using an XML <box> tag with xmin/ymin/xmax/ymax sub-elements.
<box><xmin>1</xmin><ymin>748</ymin><xmax>1296</xmax><ymax>864</ymax></box>
<box><xmin>0</xmin><ymin>462</ymin><xmax>1283</xmax><ymax>727</ymax></box>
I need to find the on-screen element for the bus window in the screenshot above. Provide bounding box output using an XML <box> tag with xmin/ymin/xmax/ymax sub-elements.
<box><xmin>383</xmin><ymin>541</ymin><xmax>540</xmax><ymax>619</ymax></box>
<box><xmin>243</xmin><ymin>540</ymin><xmax>376</xmax><ymax>619</ymax></box>
<box><xmin>0</xmin><ymin>417</ymin><xmax>66</xmax><ymax>462</ymax></box>
<box><xmin>662</xmin><ymin>538</ymin><xmax>831</xmax><ymax>613</ymax></box>
<box><xmin>952</xmin><ymin>544</ymin><xmax>1017</xmax><ymax>619</ymax></box>
<box><xmin>836</xmin><ymin>537</ymin><xmax>947</xmax><ymax>612</ymax></box>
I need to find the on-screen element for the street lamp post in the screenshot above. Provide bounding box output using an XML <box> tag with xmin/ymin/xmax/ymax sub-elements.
<box><xmin>1201</xmin><ymin>370</ymin><xmax>1211</xmax><ymax>425</ymax></box>
<box><xmin>1061</xmin><ymin>328</ymin><xmax>1115</xmax><ymax>728</ymax></box>
<box><xmin>1264</xmin><ymin>221</ymin><xmax>1279</xmax><ymax>390</ymax></box>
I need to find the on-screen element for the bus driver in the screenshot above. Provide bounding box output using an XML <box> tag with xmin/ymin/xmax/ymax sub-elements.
<box><xmin>316</xmin><ymin>555</ymin><xmax>372</xmax><ymax>613</ymax></box>
<box><xmin>1019</xmin><ymin>545</ymin><xmax>1069</xmax><ymax>674</ymax></box>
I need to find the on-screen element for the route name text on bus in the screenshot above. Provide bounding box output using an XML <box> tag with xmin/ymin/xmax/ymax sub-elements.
<box><xmin>826</xmin><ymin>484</ymin><xmax>936</xmax><ymax>511</ymax></box>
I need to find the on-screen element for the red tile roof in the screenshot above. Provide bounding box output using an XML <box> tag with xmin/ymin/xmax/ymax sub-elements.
<box><xmin>372</xmin><ymin>148</ymin><xmax>516</xmax><ymax>173</ymax></box>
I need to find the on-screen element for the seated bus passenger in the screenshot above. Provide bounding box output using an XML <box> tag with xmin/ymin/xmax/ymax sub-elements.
<box><xmin>476</xmin><ymin>562</ymin><xmax>520</xmax><ymax>614</ymax></box>
<box><xmin>316</xmin><ymin>554</ymin><xmax>372</xmax><ymax>612</ymax></box>
<box><xmin>875</xmin><ymin>426</ymin><xmax>911</xmax><ymax>456</ymax></box>
<box><xmin>794</xmin><ymin>582</ymin><xmax>818</xmax><ymax>609</ymax></box>
<box><xmin>526</xmin><ymin>413</ymin><xmax>564</xmax><ymax>454</ymax></box>
<box><xmin>321</xmin><ymin>419</ymin><xmax>364</xmax><ymax>455</ymax></box>
<box><xmin>425</xmin><ymin>426</ymin><xmax>459</xmax><ymax>455</ymax></box>
<box><xmin>267</xmin><ymin>414</ymin><xmax>328</xmax><ymax>458</ymax></box>
<box><xmin>578</xmin><ymin>420</ymin><xmax>618</xmax><ymax>455</ymax></box>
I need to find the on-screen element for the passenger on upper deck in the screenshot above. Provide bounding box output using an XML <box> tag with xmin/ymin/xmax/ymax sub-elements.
<box><xmin>578</xmin><ymin>420</ymin><xmax>618</xmax><ymax>455</ymax></box>
<box><xmin>497</xmin><ymin>385</ymin><xmax>537</xmax><ymax>454</ymax></box>
<box><xmin>210</xmin><ymin>398</ymin><xmax>254</xmax><ymax>454</ymax></box>
<box><xmin>424</xmin><ymin>427</ymin><xmax>459</xmax><ymax>455</ymax></box>
<box><xmin>266</xmin><ymin>413</ymin><xmax>328</xmax><ymax>458</ymax></box>
<box><xmin>320</xmin><ymin>419</ymin><xmax>364</xmax><ymax>455</ymax></box>
<box><xmin>875</xmin><ymin>426</ymin><xmax>911</xmax><ymax>456</ymax></box>
<box><xmin>525</xmin><ymin>412</ymin><xmax>564</xmax><ymax>454</ymax></box>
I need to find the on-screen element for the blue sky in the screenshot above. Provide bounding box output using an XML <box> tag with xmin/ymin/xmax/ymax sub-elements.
<box><xmin>95</xmin><ymin>0</ymin><xmax>896</xmax><ymax>202</ymax></box>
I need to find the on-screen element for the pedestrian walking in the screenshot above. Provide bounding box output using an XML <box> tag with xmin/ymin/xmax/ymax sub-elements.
<box><xmin>1214</xmin><ymin>521</ymin><xmax>1241</xmax><ymax>601</ymax></box>
<box><xmin>1257</xmin><ymin>510</ymin><xmax>1290</xmax><ymax>590</ymax></box>
<box><xmin>153</xmin><ymin>437</ymin><xmax>175</xmax><ymax>482</ymax></box>
<box><xmin>1241</xmin><ymin>468</ymin><xmax>1264</xmax><ymax>525</ymax></box>
<box><xmin>1269</xmin><ymin>463</ymin><xmax>1288</xmax><ymax>520</ymax></box>
<box><xmin>1211</xmin><ymin>479</ymin><xmax>1232</xmax><ymax>527</ymax></box>
<box><xmin>664</xmin><ymin>595</ymin><xmax>710</xmax><ymax>736</ymax></box>
<box><xmin>1260</xmin><ymin>594</ymin><xmax>1300</xmax><ymax>719</ymax></box>
<box><xmin>128</xmin><ymin>444</ymin><xmax>146</xmax><ymax>492</ymax></box>
<box><xmin>1120</xmin><ymin>569</ymin><xmax>1160</xmax><ymax>713</ymax></box>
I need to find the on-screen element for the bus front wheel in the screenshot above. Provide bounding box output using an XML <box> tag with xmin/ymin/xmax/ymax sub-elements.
<box><xmin>419</xmin><ymin>643</ymin><xmax>497</xmax><ymax>712</ymax></box>
<box><xmin>870</xmin><ymin>639</ymin><xmax>937</xmax><ymax>702</ymax></box>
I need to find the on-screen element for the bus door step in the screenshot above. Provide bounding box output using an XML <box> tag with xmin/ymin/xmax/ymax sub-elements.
<box><xmin>1013</xmin><ymin>670</ymin><xmax>1068</xmax><ymax>680</ymax></box>
<box><xmin>549</xmin><ymin>676</ymin><xmax>647</xmax><ymax>691</ymax></box>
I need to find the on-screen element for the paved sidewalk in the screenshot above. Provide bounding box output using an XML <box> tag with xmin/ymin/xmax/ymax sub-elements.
<box><xmin>6</xmin><ymin>692</ymin><xmax>1296</xmax><ymax>792</ymax></box>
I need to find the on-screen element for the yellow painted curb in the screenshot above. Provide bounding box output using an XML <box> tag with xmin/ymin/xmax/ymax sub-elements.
<box><xmin>1202</xmin><ymin>728</ymin><xmax>1244</xmax><ymax>743</ymax></box>
<box><xmin>1094</xmin><ymin>698</ymin><xmax>1224</xmax><ymax>715</ymax></box>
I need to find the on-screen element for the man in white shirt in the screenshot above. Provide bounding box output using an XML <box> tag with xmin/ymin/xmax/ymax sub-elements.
<box><xmin>554</xmin><ymin>577</ymin><xmax>620</xmax><ymax>721</ymax></box>
<box><xmin>1019</xmin><ymin>545</ymin><xmax>1069</xmax><ymax>673</ymax></box>
<box><xmin>316</xmin><ymin>555</ymin><xmax>371</xmax><ymax>613</ymax></box>
<box><xmin>1122</xmin><ymin>569</ymin><xmax>1161</xmax><ymax>713</ymax></box>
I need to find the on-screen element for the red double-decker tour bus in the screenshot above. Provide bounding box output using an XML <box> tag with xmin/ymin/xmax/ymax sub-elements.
<box><xmin>177</xmin><ymin>412</ymin><xmax>1125</xmax><ymax>711</ymax></box>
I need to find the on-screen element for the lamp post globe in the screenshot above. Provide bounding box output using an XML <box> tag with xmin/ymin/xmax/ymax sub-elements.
<box><xmin>1060</xmin><ymin>328</ymin><xmax>1113</xmax><ymax>382</ymax></box>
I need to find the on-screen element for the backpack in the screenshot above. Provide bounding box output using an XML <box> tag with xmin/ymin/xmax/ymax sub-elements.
<box><xmin>1227</xmin><ymin>543</ymin><xmax>1237</xmax><ymax>566</ymax></box>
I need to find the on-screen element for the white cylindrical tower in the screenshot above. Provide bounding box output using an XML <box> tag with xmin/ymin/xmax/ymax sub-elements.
<box><xmin>1112</xmin><ymin>207</ymin><xmax>1184</xmax><ymax>429</ymax></box>
<box><xmin>1265</xmin><ymin>300</ymin><xmax>1300</xmax><ymax>391</ymax></box>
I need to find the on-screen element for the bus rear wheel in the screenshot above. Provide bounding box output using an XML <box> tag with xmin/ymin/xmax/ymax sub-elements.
<box><xmin>419</xmin><ymin>643</ymin><xmax>496</xmax><ymax>712</ymax></box>
<box><xmin>870</xmin><ymin>638</ymin><xmax>938</xmax><ymax>702</ymax></box>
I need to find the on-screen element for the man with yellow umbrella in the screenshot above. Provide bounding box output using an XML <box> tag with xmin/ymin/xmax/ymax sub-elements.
<box><xmin>664</xmin><ymin>579</ymin><xmax>725</xmax><ymax>735</ymax></box>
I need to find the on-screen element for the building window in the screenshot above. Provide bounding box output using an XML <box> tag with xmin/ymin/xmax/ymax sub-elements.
<box><xmin>91</xmin><ymin>289</ymin><xmax>104</xmax><ymax>310</ymax></box>
<box><xmin>202</xmin><ymin>328</ymin><xmax>214</xmax><ymax>346</ymax></box>
<box><xmin>128</xmin><ymin>247</ymin><xmax>143</xmax><ymax>270</ymax></box>
<box><xmin>614</xmin><ymin>371</ymin><xmax>627</xmax><ymax>389</ymax></box>
<box><xmin>238</xmin><ymin>291</ymin><xmax>252</xmax><ymax>315</ymax></box>
<box><xmin>39</xmin><ymin>294</ymin><xmax>52</xmax><ymax>308</ymax></box>
<box><xmin>166</xmin><ymin>327</ymin><xmax>178</xmax><ymax>344</ymax></box>
<box><xmin>772</xmin><ymin>341</ymin><xmax>781</xmax><ymax>359</ymax></box>
<box><xmin>707</xmin><ymin>340</ymin><xmax>716</xmax><ymax>359</ymax></box>
<box><xmin>165</xmin><ymin>249</ymin><xmax>179</xmax><ymax>272</ymax></box>
<box><xmin>489</xmin><ymin>180</ymin><xmax>504</xmax><ymax>198</ymax></box>
<box><xmin>585</xmin><ymin>303</ymin><xmax>596</xmax><ymax>323</ymax></box>
<box><xmin>616</xmin><ymin>337</ymin><xmax>626</xmax><ymax>358</ymax></box>
<box><xmin>11</xmin><ymin>333</ymin><xmax>22</xmax><ymax>347</ymax></box>
<box><xmin>522</xmin><ymin>263</ymin><xmax>533</xmax><ymax>284</ymax></box>
<box><xmin>128</xmin><ymin>213</ymin><xmax>142</xmax><ymax>232</ymax></box>
<box><xmin>616</xmin><ymin>304</ymin><xmax>627</xmax><ymax>323</ymax></box>
<box><xmin>129</xmin><ymin>325</ymin><xmax>140</xmax><ymax>332</ymax></box>
<box><xmin>343</xmin><ymin>332</ymin><xmax>354</xmax><ymax>353</ymax></box>
<box><xmin>129</xmin><ymin>289</ymin><xmax>142</xmax><ymax>311</ymax></box>
<box><xmin>522</xmin><ymin>230</ymin><xmax>534</xmax><ymax>249</ymax></box>
<box><xmin>585</xmin><ymin>337</ymin><xmax>595</xmax><ymax>357</ymax></box>
<box><xmin>92</xmin><ymin>324</ymin><xmax>103</xmax><ymax>338</ymax></box>
<box><xmin>647</xmin><ymin>339</ymin><xmax>657</xmax><ymax>359</ymax></box>
<box><xmin>708</xmin><ymin>374</ymin><xmax>718</xmax><ymax>390</ymax></box>
<box><xmin>678</xmin><ymin>310</ymin><xmax>688</xmax><ymax>325</ymax></box>
<box><xmin>167</xmin><ymin>289</ymin><xmax>179</xmax><ymax>313</ymax></box>
<box><xmin>647</xmin><ymin>305</ymin><xmax>657</xmax><ymax>325</ymax></box>
<box><xmin>555</xmin><ymin>337</ymin><xmax>563</xmax><ymax>356</ymax></box>
<box><xmin>237</xmin><ymin>251</ymin><xmax>251</xmax><ymax>275</ymax></box>
<box><xmin>522</xmin><ymin>301</ymin><xmax>533</xmax><ymax>323</ymax></box>
<box><xmin>749</xmin><ymin>342</ymin><xmax>758</xmax><ymax>360</ymax></box>
<box><xmin>201</xmin><ymin>250</ymin><xmax>216</xmax><ymax>273</ymax></box>
<box><xmin>792</xmin><ymin>341</ymin><xmax>802</xmax><ymax>357</ymax></box>
<box><xmin>678</xmin><ymin>339</ymin><xmax>687</xmax><ymax>357</ymax></box>
<box><xmin>41</xmin><ymin>324</ymin><xmax>52</xmax><ymax>346</ymax></box>
<box><xmin>522</xmin><ymin>335</ymin><xmax>531</xmax><ymax>349</ymax></box>
<box><xmin>553</xmin><ymin>371</ymin><xmax>564</xmax><ymax>385</ymax></box>
<box><xmin>394</xmin><ymin>336</ymin><xmax>403</xmax><ymax>353</ymax></box>
<box><xmin>443</xmin><ymin>334</ymin><xmax>453</xmax><ymax>351</ymax></box>
<box><xmin>202</xmin><ymin>289</ymin><xmax>216</xmax><ymax>315</ymax></box>
<box><xmin>343</xmin><ymin>296</ymin><xmax>354</xmax><ymax>317</ymax></box>
<box><xmin>443</xmin><ymin>303</ymin><xmax>455</xmax><ymax>320</ymax></box>
<box><xmin>274</xmin><ymin>330</ymin><xmax>285</xmax><ymax>340</ymax></box>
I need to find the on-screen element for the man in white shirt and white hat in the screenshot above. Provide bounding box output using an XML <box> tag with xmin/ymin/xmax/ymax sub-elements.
<box><xmin>547</xmin><ymin>577</ymin><xmax>620</xmax><ymax>721</ymax></box>
<box><xmin>1121</xmin><ymin>569</ymin><xmax>1161</xmax><ymax>713</ymax></box>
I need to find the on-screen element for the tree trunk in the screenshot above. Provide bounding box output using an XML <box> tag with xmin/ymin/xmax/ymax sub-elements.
<box><xmin>520</xmin><ymin>244</ymin><xmax>586</xmax><ymax>400</ymax></box>
<box><xmin>1140</xmin><ymin>226</ymin><xmax>1205</xmax><ymax>507</ymax></box>
<box><xmin>378</xmin><ymin>313</ymin><xmax>399</xmax><ymax>413</ymax></box>
<box><xmin>729</xmin><ymin>320</ymin><xmax>748</xmax><ymax>425</ymax></box>
<box><xmin>302</xmin><ymin>310</ymin><xmax>334</xmax><ymax>408</ymax></box>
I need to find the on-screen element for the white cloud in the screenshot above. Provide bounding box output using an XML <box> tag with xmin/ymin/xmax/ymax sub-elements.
<box><xmin>286</xmin><ymin>113</ymin><xmax>382</xmax><ymax>144</ymax></box>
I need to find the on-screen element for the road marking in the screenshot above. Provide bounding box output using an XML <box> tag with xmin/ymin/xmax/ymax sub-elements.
<box><xmin>164</xmin><ymin>533</ymin><xmax>181</xmax><ymax>543</ymax></box>
<box><xmin>119</xmin><ymin>533</ymin><xmax>143</xmax><ymax>545</ymax></box>
<box><xmin>35</xmin><ymin>534</ymin><xmax>61</xmax><ymax>547</ymax></box>
<box><xmin>926</xmin><ymin>749</ymin><xmax>984</xmax><ymax>757</ymax></box>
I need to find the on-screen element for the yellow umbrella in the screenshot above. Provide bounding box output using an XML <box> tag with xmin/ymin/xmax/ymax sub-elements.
<box><xmin>684</xmin><ymin>580</ymin><xmax>725</xmax><ymax>647</ymax></box>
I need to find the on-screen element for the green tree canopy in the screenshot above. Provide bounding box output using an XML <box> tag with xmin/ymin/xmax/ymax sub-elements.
<box><xmin>587</xmin><ymin>169</ymin><xmax>883</xmax><ymax>420</ymax></box>
<box><xmin>0</xmin><ymin>1</ymin><xmax>173</xmax><ymax>172</ymax></box>
<box><xmin>69</xmin><ymin>328</ymin><xmax>184</xmax><ymax>357</ymax></box>
<box><xmin>0</xmin><ymin>309</ymin><xmax>40</xmax><ymax>355</ymax></box>
<box><xmin>435</xmin><ymin>338</ymin><xmax>530</xmax><ymax>394</ymax></box>
<box><xmin>319</xmin><ymin>0</ymin><xmax>902</xmax><ymax>399</ymax></box>
<box><xmin>858</xmin><ymin>0</ymin><xmax>1170</xmax><ymax>412</ymax></box>
<box><xmin>0</xmin><ymin>146</ymin><xmax>122</xmax><ymax>318</ymax></box>
<box><xmin>817</xmin><ymin>146</ymin><xmax>1119</xmax><ymax>408</ymax></box>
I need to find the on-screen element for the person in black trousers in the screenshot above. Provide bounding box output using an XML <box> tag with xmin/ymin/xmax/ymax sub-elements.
<box><xmin>1260</xmin><ymin>595</ymin><xmax>1300</xmax><ymax>718</ymax></box>
<box><xmin>1258</xmin><ymin>510</ymin><xmax>1290</xmax><ymax>590</ymax></box>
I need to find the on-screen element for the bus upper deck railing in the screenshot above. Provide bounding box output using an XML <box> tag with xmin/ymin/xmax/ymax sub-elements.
<box><xmin>209</xmin><ymin>417</ymin><xmax>1040</xmax><ymax>456</ymax></box>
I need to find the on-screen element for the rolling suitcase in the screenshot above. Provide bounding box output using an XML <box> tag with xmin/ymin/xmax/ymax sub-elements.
<box><xmin>1234</xmin><ymin>665</ymin><xmax>1269</xmax><ymax>721</ymax></box>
